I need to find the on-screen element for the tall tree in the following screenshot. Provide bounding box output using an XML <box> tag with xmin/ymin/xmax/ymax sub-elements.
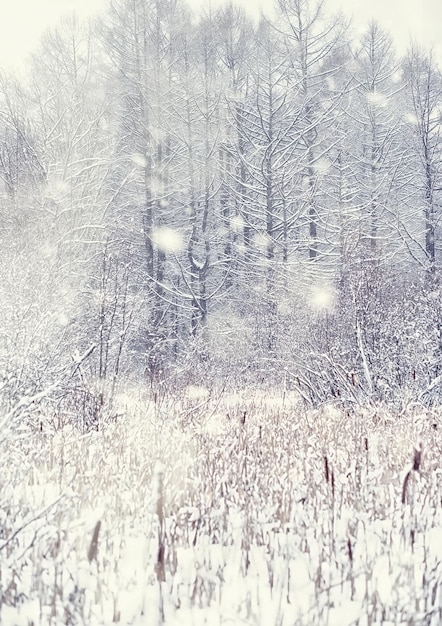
<box><xmin>275</xmin><ymin>0</ymin><xmax>348</xmax><ymax>262</ymax></box>
<box><xmin>215</xmin><ymin>4</ymin><xmax>256</xmax><ymax>282</ymax></box>
<box><xmin>103</xmin><ymin>0</ymin><xmax>190</xmax><ymax>374</ymax></box>
<box><xmin>404</xmin><ymin>46</ymin><xmax>442</xmax><ymax>275</ymax></box>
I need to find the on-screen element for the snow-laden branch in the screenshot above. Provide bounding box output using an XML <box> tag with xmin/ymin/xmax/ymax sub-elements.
<box><xmin>0</xmin><ymin>344</ymin><xmax>96</xmax><ymax>437</ymax></box>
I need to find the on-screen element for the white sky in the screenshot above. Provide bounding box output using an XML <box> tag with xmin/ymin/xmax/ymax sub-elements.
<box><xmin>0</xmin><ymin>0</ymin><xmax>441</xmax><ymax>70</ymax></box>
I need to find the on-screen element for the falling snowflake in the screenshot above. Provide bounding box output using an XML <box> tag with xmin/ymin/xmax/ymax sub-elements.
<box><xmin>151</xmin><ymin>226</ymin><xmax>184</xmax><ymax>253</ymax></box>
<box><xmin>309</xmin><ymin>284</ymin><xmax>336</xmax><ymax>312</ymax></box>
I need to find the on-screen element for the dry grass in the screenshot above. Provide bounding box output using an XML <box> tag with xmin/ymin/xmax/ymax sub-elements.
<box><xmin>0</xmin><ymin>389</ymin><xmax>441</xmax><ymax>625</ymax></box>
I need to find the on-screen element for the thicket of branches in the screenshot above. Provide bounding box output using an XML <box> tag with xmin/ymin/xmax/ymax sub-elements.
<box><xmin>1</xmin><ymin>0</ymin><xmax>442</xmax><ymax>422</ymax></box>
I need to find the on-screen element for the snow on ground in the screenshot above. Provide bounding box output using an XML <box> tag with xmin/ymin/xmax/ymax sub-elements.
<box><xmin>0</xmin><ymin>388</ymin><xmax>441</xmax><ymax>625</ymax></box>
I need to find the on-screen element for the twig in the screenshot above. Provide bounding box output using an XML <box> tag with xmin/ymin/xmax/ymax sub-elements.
<box><xmin>0</xmin><ymin>495</ymin><xmax>65</xmax><ymax>553</ymax></box>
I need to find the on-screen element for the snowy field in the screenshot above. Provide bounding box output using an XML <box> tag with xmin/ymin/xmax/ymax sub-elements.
<box><xmin>1</xmin><ymin>387</ymin><xmax>441</xmax><ymax>625</ymax></box>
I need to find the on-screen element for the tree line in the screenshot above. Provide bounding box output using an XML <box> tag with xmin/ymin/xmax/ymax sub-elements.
<box><xmin>1</xmin><ymin>0</ymin><xmax>442</xmax><ymax>424</ymax></box>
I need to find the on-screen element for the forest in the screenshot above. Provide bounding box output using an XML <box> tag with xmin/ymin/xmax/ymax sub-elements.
<box><xmin>1</xmin><ymin>0</ymin><xmax>442</xmax><ymax>425</ymax></box>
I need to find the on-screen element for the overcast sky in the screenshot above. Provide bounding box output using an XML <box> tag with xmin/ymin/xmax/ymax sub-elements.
<box><xmin>0</xmin><ymin>0</ymin><xmax>441</xmax><ymax>70</ymax></box>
